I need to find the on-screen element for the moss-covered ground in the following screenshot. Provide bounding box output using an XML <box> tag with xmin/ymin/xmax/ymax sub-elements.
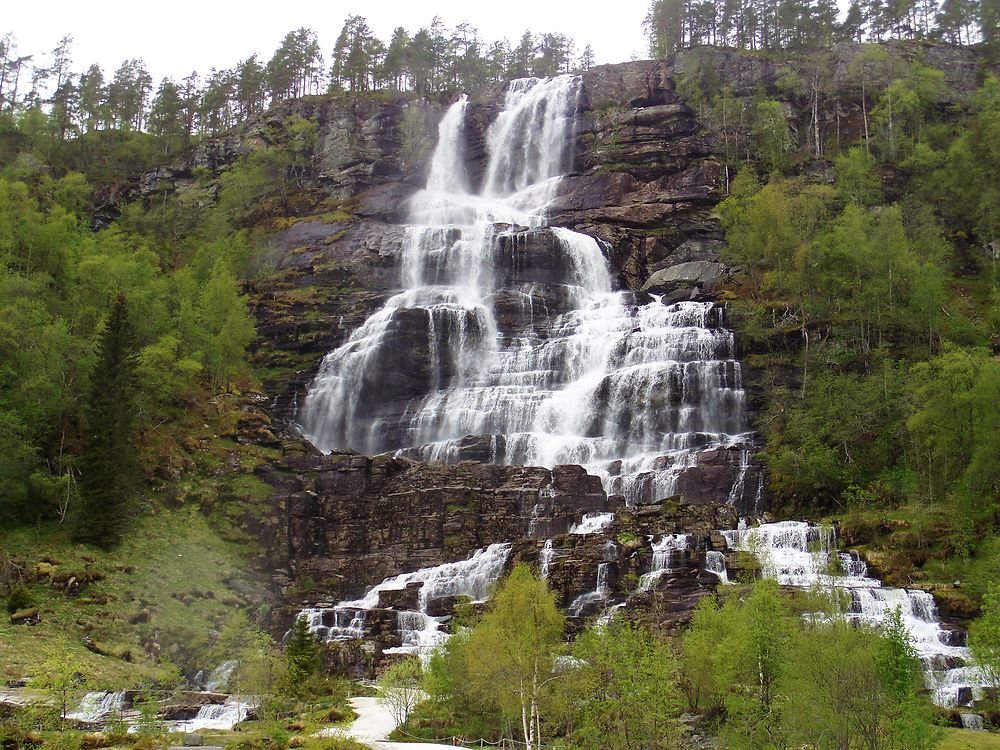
<box><xmin>1</xmin><ymin>506</ymin><xmax>260</xmax><ymax>687</ymax></box>
<box><xmin>938</xmin><ymin>728</ymin><xmax>1000</xmax><ymax>750</ymax></box>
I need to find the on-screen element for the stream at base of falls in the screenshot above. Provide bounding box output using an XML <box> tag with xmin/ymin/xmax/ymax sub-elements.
<box><xmin>719</xmin><ymin>520</ymin><xmax>986</xmax><ymax>708</ymax></box>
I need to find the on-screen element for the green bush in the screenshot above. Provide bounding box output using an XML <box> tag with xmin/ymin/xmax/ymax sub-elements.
<box><xmin>5</xmin><ymin>583</ymin><xmax>33</xmax><ymax>614</ymax></box>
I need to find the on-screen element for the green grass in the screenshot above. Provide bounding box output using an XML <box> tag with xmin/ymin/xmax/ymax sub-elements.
<box><xmin>938</xmin><ymin>728</ymin><xmax>1000</xmax><ymax>749</ymax></box>
<box><xmin>1</xmin><ymin>506</ymin><xmax>259</xmax><ymax>687</ymax></box>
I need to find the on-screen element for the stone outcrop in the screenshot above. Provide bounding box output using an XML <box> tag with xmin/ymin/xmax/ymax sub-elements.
<box><xmin>641</xmin><ymin>260</ymin><xmax>728</xmax><ymax>300</ymax></box>
<box><xmin>260</xmin><ymin>452</ymin><xmax>615</xmax><ymax>601</ymax></box>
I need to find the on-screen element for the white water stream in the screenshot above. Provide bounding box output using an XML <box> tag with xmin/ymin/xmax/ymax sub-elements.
<box><xmin>301</xmin><ymin>543</ymin><xmax>511</xmax><ymax>654</ymax></box>
<box><xmin>67</xmin><ymin>691</ymin><xmax>126</xmax><ymax>724</ymax></box>
<box><xmin>719</xmin><ymin>520</ymin><xmax>987</xmax><ymax>708</ymax></box>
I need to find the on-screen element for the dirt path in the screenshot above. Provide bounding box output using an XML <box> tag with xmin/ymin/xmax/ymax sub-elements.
<box><xmin>322</xmin><ymin>696</ymin><xmax>460</xmax><ymax>749</ymax></box>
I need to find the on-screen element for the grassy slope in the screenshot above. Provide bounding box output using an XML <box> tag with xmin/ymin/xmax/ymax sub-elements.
<box><xmin>1</xmin><ymin>505</ymin><xmax>262</xmax><ymax>687</ymax></box>
<box><xmin>939</xmin><ymin>729</ymin><xmax>1000</xmax><ymax>749</ymax></box>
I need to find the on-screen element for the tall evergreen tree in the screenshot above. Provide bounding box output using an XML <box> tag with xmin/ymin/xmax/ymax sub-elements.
<box><xmin>73</xmin><ymin>294</ymin><xmax>139</xmax><ymax>548</ymax></box>
<box><xmin>283</xmin><ymin>615</ymin><xmax>320</xmax><ymax>695</ymax></box>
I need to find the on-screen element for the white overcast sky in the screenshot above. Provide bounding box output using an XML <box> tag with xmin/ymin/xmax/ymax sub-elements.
<box><xmin>6</xmin><ymin>1</ymin><xmax>654</xmax><ymax>86</ymax></box>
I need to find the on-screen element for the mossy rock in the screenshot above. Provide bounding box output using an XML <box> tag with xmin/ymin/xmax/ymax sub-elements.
<box><xmin>35</xmin><ymin>562</ymin><xmax>57</xmax><ymax>576</ymax></box>
<box><xmin>9</xmin><ymin>607</ymin><xmax>40</xmax><ymax>625</ymax></box>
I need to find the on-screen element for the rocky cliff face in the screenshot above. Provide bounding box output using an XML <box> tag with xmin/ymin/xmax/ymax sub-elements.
<box><xmin>238</xmin><ymin>62</ymin><xmax>756</xmax><ymax>657</ymax></box>
<box><xmin>136</xmin><ymin>44</ymin><xmax>988</xmax><ymax>666</ymax></box>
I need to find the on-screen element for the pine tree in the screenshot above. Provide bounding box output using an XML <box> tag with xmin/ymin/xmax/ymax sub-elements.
<box><xmin>73</xmin><ymin>293</ymin><xmax>138</xmax><ymax>548</ymax></box>
<box><xmin>283</xmin><ymin>615</ymin><xmax>320</xmax><ymax>697</ymax></box>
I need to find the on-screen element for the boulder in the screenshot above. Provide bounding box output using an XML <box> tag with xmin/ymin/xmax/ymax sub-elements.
<box><xmin>377</xmin><ymin>583</ymin><xmax>422</xmax><ymax>611</ymax></box>
<box><xmin>640</xmin><ymin>261</ymin><xmax>726</xmax><ymax>295</ymax></box>
<box><xmin>9</xmin><ymin>608</ymin><xmax>39</xmax><ymax>625</ymax></box>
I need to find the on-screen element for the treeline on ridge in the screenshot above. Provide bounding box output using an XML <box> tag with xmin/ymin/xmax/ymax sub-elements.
<box><xmin>0</xmin><ymin>18</ymin><xmax>591</xmax><ymax>151</ymax></box>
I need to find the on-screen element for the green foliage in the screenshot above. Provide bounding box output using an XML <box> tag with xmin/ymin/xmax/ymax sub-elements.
<box><xmin>969</xmin><ymin>581</ymin><xmax>1000</xmax><ymax>692</ymax></box>
<box><xmin>715</xmin><ymin>85</ymin><xmax>1000</xmax><ymax>530</ymax></box>
<box><xmin>419</xmin><ymin>577</ymin><xmax>687</xmax><ymax>749</ymax></box>
<box><xmin>28</xmin><ymin>643</ymin><xmax>89</xmax><ymax>726</ymax></box>
<box><xmin>216</xmin><ymin>146</ymin><xmax>293</xmax><ymax>226</ymax></box>
<box><xmin>833</xmin><ymin>146</ymin><xmax>882</xmax><ymax>206</ymax></box>
<box><xmin>197</xmin><ymin>259</ymin><xmax>256</xmax><ymax>387</ymax></box>
<box><xmin>0</xmin><ymin>158</ymin><xmax>258</xmax><ymax>531</ymax></box>
<box><xmin>680</xmin><ymin>595</ymin><xmax>730</xmax><ymax>712</ymax></box>
<box><xmin>73</xmin><ymin>294</ymin><xmax>139</xmax><ymax>548</ymax></box>
<box><xmin>783</xmin><ymin>615</ymin><xmax>940</xmax><ymax>750</ymax></box>
<box><xmin>378</xmin><ymin>657</ymin><xmax>423</xmax><ymax>726</ymax></box>
<box><xmin>871</xmin><ymin>63</ymin><xmax>945</xmax><ymax>162</ymax></box>
<box><xmin>558</xmin><ymin>622</ymin><xmax>682</xmax><ymax>750</ymax></box>
<box><xmin>682</xmin><ymin>584</ymin><xmax>940</xmax><ymax>749</ymax></box>
<box><xmin>751</xmin><ymin>99</ymin><xmax>794</xmax><ymax>173</ymax></box>
<box><xmin>4</xmin><ymin>583</ymin><xmax>33</xmax><ymax>614</ymax></box>
<box><xmin>283</xmin><ymin>615</ymin><xmax>321</xmax><ymax>698</ymax></box>
<box><xmin>414</xmin><ymin>565</ymin><xmax>564</xmax><ymax>748</ymax></box>
<box><xmin>907</xmin><ymin>346</ymin><xmax>1000</xmax><ymax>529</ymax></box>
<box><xmin>465</xmin><ymin>564</ymin><xmax>564</xmax><ymax>749</ymax></box>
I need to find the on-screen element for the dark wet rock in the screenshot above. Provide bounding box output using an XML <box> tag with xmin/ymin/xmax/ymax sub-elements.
<box><xmin>641</xmin><ymin>261</ymin><xmax>727</xmax><ymax>295</ymax></box>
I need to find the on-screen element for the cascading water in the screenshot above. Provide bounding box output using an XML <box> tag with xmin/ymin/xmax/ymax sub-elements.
<box><xmin>67</xmin><ymin>691</ymin><xmax>126</xmax><ymax>724</ymax></box>
<box><xmin>170</xmin><ymin>699</ymin><xmax>248</xmax><ymax>733</ymax></box>
<box><xmin>299</xmin><ymin>75</ymin><xmax>753</xmax><ymax>509</ymax></box>
<box><xmin>569</xmin><ymin>512</ymin><xmax>614</xmax><ymax>535</ymax></box>
<box><xmin>721</xmin><ymin>521</ymin><xmax>987</xmax><ymax>707</ymax></box>
<box><xmin>638</xmin><ymin>534</ymin><xmax>690</xmax><ymax>591</ymax></box>
<box><xmin>569</xmin><ymin>562</ymin><xmax>611</xmax><ymax>617</ymax></box>
<box><xmin>705</xmin><ymin>550</ymin><xmax>729</xmax><ymax>583</ymax></box>
<box><xmin>300</xmin><ymin>543</ymin><xmax>511</xmax><ymax>653</ymax></box>
<box><xmin>539</xmin><ymin>539</ymin><xmax>555</xmax><ymax>579</ymax></box>
<box><xmin>203</xmin><ymin>659</ymin><xmax>237</xmax><ymax>692</ymax></box>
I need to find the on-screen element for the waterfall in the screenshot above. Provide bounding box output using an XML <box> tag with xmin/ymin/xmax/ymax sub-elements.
<box><xmin>539</xmin><ymin>539</ymin><xmax>555</xmax><ymax>579</ymax></box>
<box><xmin>170</xmin><ymin>699</ymin><xmax>248</xmax><ymax>732</ymax></box>
<box><xmin>569</xmin><ymin>562</ymin><xmax>612</xmax><ymax>617</ymax></box>
<box><xmin>298</xmin><ymin>75</ymin><xmax>753</xmax><ymax>508</ymax></box>
<box><xmin>203</xmin><ymin>659</ymin><xmax>237</xmax><ymax>692</ymax></box>
<box><xmin>638</xmin><ymin>534</ymin><xmax>690</xmax><ymax>591</ymax></box>
<box><xmin>569</xmin><ymin>512</ymin><xmax>614</xmax><ymax>535</ymax></box>
<box><xmin>725</xmin><ymin>520</ymin><xmax>987</xmax><ymax>707</ymax></box>
<box><xmin>67</xmin><ymin>691</ymin><xmax>126</xmax><ymax>723</ymax></box>
<box><xmin>298</xmin><ymin>543</ymin><xmax>511</xmax><ymax>654</ymax></box>
<box><xmin>960</xmin><ymin>713</ymin><xmax>985</xmax><ymax>730</ymax></box>
<box><xmin>705</xmin><ymin>550</ymin><xmax>729</xmax><ymax>583</ymax></box>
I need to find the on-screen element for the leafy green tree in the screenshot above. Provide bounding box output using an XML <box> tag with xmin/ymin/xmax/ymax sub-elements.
<box><xmin>740</xmin><ymin>579</ymin><xmax>791</xmax><ymax>710</ymax></box>
<box><xmin>680</xmin><ymin>594</ymin><xmax>735</xmax><ymax>712</ymax></box>
<box><xmin>465</xmin><ymin>564</ymin><xmax>564</xmax><ymax>750</ymax></box>
<box><xmin>378</xmin><ymin>657</ymin><xmax>423</xmax><ymax>725</ymax></box>
<box><xmin>29</xmin><ymin>643</ymin><xmax>89</xmax><ymax>727</ymax></box>
<box><xmin>73</xmin><ymin>293</ymin><xmax>139</xmax><ymax>547</ymax></box>
<box><xmin>0</xmin><ymin>410</ymin><xmax>37</xmax><ymax>522</ymax></box>
<box><xmin>148</xmin><ymin>78</ymin><xmax>185</xmax><ymax>152</ymax></box>
<box><xmin>421</xmin><ymin>630</ymin><xmax>497</xmax><ymax>736</ymax></box>
<box><xmin>833</xmin><ymin>146</ymin><xmax>882</xmax><ymax>206</ymax></box>
<box><xmin>234</xmin><ymin>627</ymin><xmax>288</xmax><ymax>720</ymax></box>
<box><xmin>77</xmin><ymin>63</ymin><xmax>106</xmax><ymax>131</ymax></box>
<box><xmin>969</xmin><ymin>581</ymin><xmax>1000</xmax><ymax>692</ymax></box>
<box><xmin>561</xmin><ymin>622</ymin><xmax>681</xmax><ymax>750</ymax></box>
<box><xmin>752</xmin><ymin>99</ymin><xmax>793</xmax><ymax>172</ymax></box>
<box><xmin>784</xmin><ymin>615</ymin><xmax>940</xmax><ymax>750</ymax></box>
<box><xmin>197</xmin><ymin>258</ymin><xmax>255</xmax><ymax>388</ymax></box>
<box><xmin>907</xmin><ymin>346</ymin><xmax>998</xmax><ymax>505</ymax></box>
